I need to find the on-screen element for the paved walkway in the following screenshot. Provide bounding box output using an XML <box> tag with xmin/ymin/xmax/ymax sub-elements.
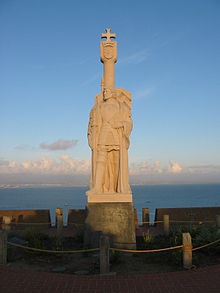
<box><xmin>1</xmin><ymin>264</ymin><xmax>220</xmax><ymax>292</ymax></box>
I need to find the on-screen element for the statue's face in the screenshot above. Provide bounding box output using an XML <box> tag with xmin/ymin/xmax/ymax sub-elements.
<box><xmin>103</xmin><ymin>89</ymin><xmax>112</xmax><ymax>101</ymax></box>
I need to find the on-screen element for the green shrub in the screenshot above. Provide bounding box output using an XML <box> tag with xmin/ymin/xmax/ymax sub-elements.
<box><xmin>24</xmin><ymin>229</ymin><xmax>49</xmax><ymax>249</ymax></box>
<box><xmin>139</xmin><ymin>225</ymin><xmax>220</xmax><ymax>267</ymax></box>
<box><xmin>110</xmin><ymin>250</ymin><xmax>121</xmax><ymax>264</ymax></box>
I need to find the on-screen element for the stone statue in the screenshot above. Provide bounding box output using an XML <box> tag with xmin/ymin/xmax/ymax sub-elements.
<box><xmin>87</xmin><ymin>29</ymin><xmax>133</xmax><ymax>195</ymax></box>
<box><xmin>84</xmin><ymin>29</ymin><xmax>136</xmax><ymax>250</ymax></box>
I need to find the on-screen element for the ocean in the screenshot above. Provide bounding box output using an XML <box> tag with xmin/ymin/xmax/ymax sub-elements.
<box><xmin>1</xmin><ymin>184</ymin><xmax>220</xmax><ymax>224</ymax></box>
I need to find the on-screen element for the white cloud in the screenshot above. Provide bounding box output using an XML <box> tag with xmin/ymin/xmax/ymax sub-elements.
<box><xmin>152</xmin><ymin>160</ymin><xmax>163</xmax><ymax>174</ymax></box>
<box><xmin>120</xmin><ymin>49</ymin><xmax>150</xmax><ymax>65</ymax></box>
<box><xmin>80</xmin><ymin>73</ymin><xmax>100</xmax><ymax>87</ymax></box>
<box><xmin>15</xmin><ymin>144</ymin><xmax>33</xmax><ymax>151</ymax></box>
<box><xmin>130</xmin><ymin>159</ymin><xmax>183</xmax><ymax>175</ymax></box>
<box><xmin>130</xmin><ymin>160</ymin><xmax>148</xmax><ymax>175</ymax></box>
<box><xmin>1</xmin><ymin>156</ymin><xmax>220</xmax><ymax>186</ymax></box>
<box><xmin>187</xmin><ymin>165</ymin><xmax>220</xmax><ymax>174</ymax></box>
<box><xmin>40</xmin><ymin>139</ymin><xmax>78</xmax><ymax>151</ymax></box>
<box><xmin>133</xmin><ymin>86</ymin><xmax>154</xmax><ymax>100</ymax></box>
<box><xmin>168</xmin><ymin>160</ymin><xmax>182</xmax><ymax>174</ymax></box>
<box><xmin>0</xmin><ymin>159</ymin><xmax>9</xmax><ymax>167</ymax></box>
<box><xmin>0</xmin><ymin>155</ymin><xmax>90</xmax><ymax>175</ymax></box>
<box><xmin>130</xmin><ymin>160</ymin><xmax>163</xmax><ymax>175</ymax></box>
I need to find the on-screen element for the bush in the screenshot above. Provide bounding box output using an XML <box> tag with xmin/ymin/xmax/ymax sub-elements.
<box><xmin>24</xmin><ymin>229</ymin><xmax>49</xmax><ymax>249</ymax></box>
<box><xmin>138</xmin><ymin>225</ymin><xmax>220</xmax><ymax>267</ymax></box>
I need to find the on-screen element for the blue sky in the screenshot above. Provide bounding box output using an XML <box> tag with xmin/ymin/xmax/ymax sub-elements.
<box><xmin>0</xmin><ymin>0</ymin><xmax>220</xmax><ymax>185</ymax></box>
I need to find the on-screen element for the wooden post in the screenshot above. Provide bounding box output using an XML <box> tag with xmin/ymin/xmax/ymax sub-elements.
<box><xmin>163</xmin><ymin>214</ymin><xmax>169</xmax><ymax>236</ymax></box>
<box><xmin>3</xmin><ymin>216</ymin><xmax>11</xmax><ymax>232</ymax></box>
<box><xmin>99</xmin><ymin>236</ymin><xmax>109</xmax><ymax>274</ymax></box>
<box><xmin>0</xmin><ymin>230</ymin><xmax>7</xmax><ymax>265</ymax></box>
<box><xmin>182</xmin><ymin>232</ymin><xmax>192</xmax><ymax>269</ymax></box>
<box><xmin>216</xmin><ymin>215</ymin><xmax>220</xmax><ymax>233</ymax></box>
<box><xmin>55</xmin><ymin>208</ymin><xmax>63</xmax><ymax>238</ymax></box>
<box><xmin>142</xmin><ymin>208</ymin><xmax>149</xmax><ymax>228</ymax></box>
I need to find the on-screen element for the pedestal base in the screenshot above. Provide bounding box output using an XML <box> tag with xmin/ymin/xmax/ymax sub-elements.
<box><xmin>84</xmin><ymin>201</ymin><xmax>136</xmax><ymax>249</ymax></box>
<box><xmin>86</xmin><ymin>192</ymin><xmax>132</xmax><ymax>203</ymax></box>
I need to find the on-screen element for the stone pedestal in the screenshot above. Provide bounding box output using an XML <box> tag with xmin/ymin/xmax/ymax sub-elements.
<box><xmin>86</xmin><ymin>193</ymin><xmax>132</xmax><ymax>203</ymax></box>
<box><xmin>84</xmin><ymin>199</ymin><xmax>136</xmax><ymax>249</ymax></box>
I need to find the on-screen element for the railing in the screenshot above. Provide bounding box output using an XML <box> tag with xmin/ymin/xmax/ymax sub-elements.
<box><xmin>1</xmin><ymin>210</ymin><xmax>220</xmax><ymax>274</ymax></box>
<box><xmin>139</xmin><ymin>214</ymin><xmax>220</xmax><ymax>235</ymax></box>
<box><xmin>2</xmin><ymin>212</ymin><xmax>220</xmax><ymax>234</ymax></box>
<box><xmin>1</xmin><ymin>231</ymin><xmax>220</xmax><ymax>274</ymax></box>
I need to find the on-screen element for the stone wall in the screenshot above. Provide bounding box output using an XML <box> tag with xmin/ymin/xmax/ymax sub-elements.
<box><xmin>67</xmin><ymin>209</ymin><xmax>87</xmax><ymax>236</ymax></box>
<box><xmin>2</xmin><ymin>206</ymin><xmax>219</xmax><ymax>235</ymax></box>
<box><xmin>155</xmin><ymin>207</ymin><xmax>220</xmax><ymax>229</ymax></box>
<box><xmin>0</xmin><ymin>210</ymin><xmax>51</xmax><ymax>231</ymax></box>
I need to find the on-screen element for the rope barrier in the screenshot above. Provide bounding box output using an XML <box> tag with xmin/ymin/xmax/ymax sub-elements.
<box><xmin>67</xmin><ymin>223</ymin><xmax>84</xmax><ymax>225</ymax></box>
<box><xmin>7</xmin><ymin>241</ymin><xmax>100</xmax><ymax>254</ymax></box>
<box><xmin>169</xmin><ymin>220</ymin><xmax>215</xmax><ymax>224</ymax></box>
<box><xmin>109</xmin><ymin>245</ymin><xmax>183</xmax><ymax>253</ymax></box>
<box><xmin>192</xmin><ymin>238</ymin><xmax>220</xmax><ymax>252</ymax></box>
<box><xmin>0</xmin><ymin>219</ymin><xmax>217</xmax><ymax>226</ymax></box>
<box><xmin>138</xmin><ymin>220</ymin><xmax>216</xmax><ymax>225</ymax></box>
<box><xmin>6</xmin><ymin>237</ymin><xmax>220</xmax><ymax>257</ymax></box>
<box><xmin>1</xmin><ymin>222</ymin><xmax>51</xmax><ymax>225</ymax></box>
<box><xmin>142</xmin><ymin>221</ymin><xmax>163</xmax><ymax>224</ymax></box>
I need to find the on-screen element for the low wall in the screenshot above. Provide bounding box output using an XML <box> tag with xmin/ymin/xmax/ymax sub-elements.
<box><xmin>0</xmin><ymin>210</ymin><xmax>51</xmax><ymax>231</ymax></box>
<box><xmin>155</xmin><ymin>207</ymin><xmax>220</xmax><ymax>229</ymax></box>
<box><xmin>1</xmin><ymin>206</ymin><xmax>220</xmax><ymax>234</ymax></box>
<box><xmin>67</xmin><ymin>209</ymin><xmax>86</xmax><ymax>236</ymax></box>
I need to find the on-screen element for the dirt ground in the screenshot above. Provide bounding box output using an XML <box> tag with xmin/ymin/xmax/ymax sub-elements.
<box><xmin>7</xmin><ymin>242</ymin><xmax>220</xmax><ymax>276</ymax></box>
<box><xmin>7</xmin><ymin>248</ymin><xmax>181</xmax><ymax>275</ymax></box>
<box><xmin>6</xmin><ymin>226</ymin><xmax>220</xmax><ymax>275</ymax></box>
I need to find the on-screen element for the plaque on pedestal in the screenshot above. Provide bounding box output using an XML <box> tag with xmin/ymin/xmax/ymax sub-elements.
<box><xmin>84</xmin><ymin>202</ymin><xmax>136</xmax><ymax>249</ymax></box>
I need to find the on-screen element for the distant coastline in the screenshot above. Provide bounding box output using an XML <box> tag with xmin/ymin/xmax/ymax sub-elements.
<box><xmin>0</xmin><ymin>184</ymin><xmax>89</xmax><ymax>189</ymax></box>
<box><xmin>1</xmin><ymin>182</ymin><xmax>220</xmax><ymax>189</ymax></box>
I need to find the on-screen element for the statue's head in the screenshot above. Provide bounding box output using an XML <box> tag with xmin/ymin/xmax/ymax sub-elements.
<box><xmin>103</xmin><ymin>88</ymin><xmax>114</xmax><ymax>101</ymax></box>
